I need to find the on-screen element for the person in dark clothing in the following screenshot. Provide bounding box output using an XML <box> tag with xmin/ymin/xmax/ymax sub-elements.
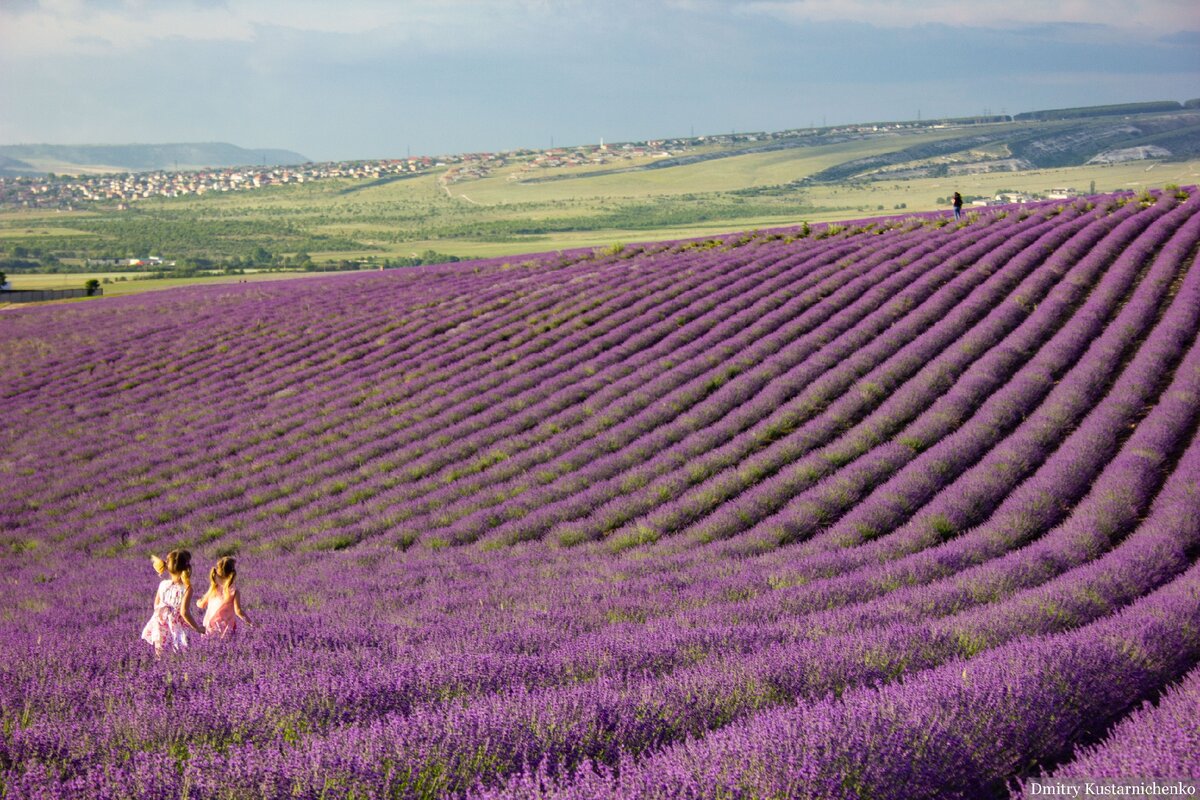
<box><xmin>952</xmin><ymin>191</ymin><xmax>963</xmax><ymax>222</ymax></box>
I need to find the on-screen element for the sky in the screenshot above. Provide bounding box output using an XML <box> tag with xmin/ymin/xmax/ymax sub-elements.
<box><xmin>1</xmin><ymin>0</ymin><xmax>1198</xmax><ymax>162</ymax></box>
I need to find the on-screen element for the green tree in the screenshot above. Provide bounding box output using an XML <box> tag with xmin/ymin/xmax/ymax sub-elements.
<box><xmin>0</xmin><ymin>270</ymin><xmax>7</xmax><ymax>289</ymax></box>
<box><xmin>84</xmin><ymin>278</ymin><xmax>100</xmax><ymax>296</ymax></box>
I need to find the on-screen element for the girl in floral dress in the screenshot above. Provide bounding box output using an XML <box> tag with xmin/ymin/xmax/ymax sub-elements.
<box><xmin>196</xmin><ymin>556</ymin><xmax>253</xmax><ymax>638</ymax></box>
<box><xmin>141</xmin><ymin>549</ymin><xmax>204</xmax><ymax>655</ymax></box>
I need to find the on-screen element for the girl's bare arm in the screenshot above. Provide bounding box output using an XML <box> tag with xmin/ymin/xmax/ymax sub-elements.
<box><xmin>231</xmin><ymin>590</ymin><xmax>252</xmax><ymax>625</ymax></box>
<box><xmin>180</xmin><ymin>586</ymin><xmax>205</xmax><ymax>634</ymax></box>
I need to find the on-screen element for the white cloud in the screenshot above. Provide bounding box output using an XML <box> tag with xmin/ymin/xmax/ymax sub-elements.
<box><xmin>5</xmin><ymin>0</ymin><xmax>1195</xmax><ymax>59</ymax></box>
<box><xmin>0</xmin><ymin>0</ymin><xmax>252</xmax><ymax>54</ymax></box>
<box><xmin>2</xmin><ymin>0</ymin><xmax>1190</xmax><ymax>63</ymax></box>
<box><xmin>0</xmin><ymin>0</ymin><xmax>600</xmax><ymax>56</ymax></box>
<box><xmin>737</xmin><ymin>0</ymin><xmax>1200</xmax><ymax>36</ymax></box>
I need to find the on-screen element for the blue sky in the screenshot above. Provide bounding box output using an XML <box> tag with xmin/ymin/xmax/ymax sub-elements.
<box><xmin>1</xmin><ymin>0</ymin><xmax>1198</xmax><ymax>161</ymax></box>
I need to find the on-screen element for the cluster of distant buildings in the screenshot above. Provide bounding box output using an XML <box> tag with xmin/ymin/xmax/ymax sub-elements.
<box><xmin>0</xmin><ymin>158</ymin><xmax>447</xmax><ymax>209</ymax></box>
<box><xmin>969</xmin><ymin>188</ymin><xmax>1079</xmax><ymax>207</ymax></box>
<box><xmin>1</xmin><ymin>143</ymin><xmax>682</xmax><ymax>209</ymax></box>
<box><xmin>84</xmin><ymin>256</ymin><xmax>176</xmax><ymax>268</ymax></box>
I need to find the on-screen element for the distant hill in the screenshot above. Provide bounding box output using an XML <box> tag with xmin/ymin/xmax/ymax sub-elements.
<box><xmin>0</xmin><ymin>153</ymin><xmax>39</xmax><ymax>176</ymax></box>
<box><xmin>0</xmin><ymin>142</ymin><xmax>309</xmax><ymax>176</ymax></box>
<box><xmin>802</xmin><ymin>109</ymin><xmax>1200</xmax><ymax>183</ymax></box>
<box><xmin>1013</xmin><ymin>100</ymin><xmax>1186</xmax><ymax>121</ymax></box>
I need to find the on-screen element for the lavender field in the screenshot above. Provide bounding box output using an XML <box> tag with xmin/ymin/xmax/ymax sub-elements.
<box><xmin>3</xmin><ymin>191</ymin><xmax>1200</xmax><ymax>799</ymax></box>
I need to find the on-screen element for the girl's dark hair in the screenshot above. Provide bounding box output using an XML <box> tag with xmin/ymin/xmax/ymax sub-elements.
<box><xmin>165</xmin><ymin>549</ymin><xmax>192</xmax><ymax>587</ymax></box>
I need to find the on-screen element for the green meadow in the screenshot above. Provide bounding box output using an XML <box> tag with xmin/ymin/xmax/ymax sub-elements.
<box><xmin>4</xmin><ymin>120</ymin><xmax>1199</xmax><ymax>301</ymax></box>
<box><xmin>4</xmin><ymin>269</ymin><xmax>331</xmax><ymax>297</ymax></box>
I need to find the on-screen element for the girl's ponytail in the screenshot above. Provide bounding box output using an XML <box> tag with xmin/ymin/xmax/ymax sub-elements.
<box><xmin>213</xmin><ymin>556</ymin><xmax>237</xmax><ymax>590</ymax></box>
<box><xmin>208</xmin><ymin>566</ymin><xmax>220</xmax><ymax>596</ymax></box>
<box><xmin>150</xmin><ymin>554</ymin><xmax>166</xmax><ymax>574</ymax></box>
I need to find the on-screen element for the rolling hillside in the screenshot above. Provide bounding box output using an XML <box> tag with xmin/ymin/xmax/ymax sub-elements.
<box><xmin>2</xmin><ymin>106</ymin><xmax>1199</xmax><ymax>267</ymax></box>
<box><xmin>2</xmin><ymin>190</ymin><xmax>1200</xmax><ymax>798</ymax></box>
<box><xmin>0</xmin><ymin>142</ymin><xmax>309</xmax><ymax>176</ymax></box>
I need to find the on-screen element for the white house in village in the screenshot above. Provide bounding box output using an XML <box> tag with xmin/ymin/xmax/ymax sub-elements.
<box><xmin>996</xmin><ymin>192</ymin><xmax>1032</xmax><ymax>204</ymax></box>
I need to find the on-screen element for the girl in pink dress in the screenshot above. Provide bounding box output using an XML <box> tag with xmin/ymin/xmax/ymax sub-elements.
<box><xmin>196</xmin><ymin>556</ymin><xmax>252</xmax><ymax>638</ymax></box>
<box><xmin>141</xmin><ymin>550</ymin><xmax>204</xmax><ymax>656</ymax></box>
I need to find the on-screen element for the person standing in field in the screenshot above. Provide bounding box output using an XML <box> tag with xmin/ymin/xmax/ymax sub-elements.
<box><xmin>141</xmin><ymin>550</ymin><xmax>204</xmax><ymax>656</ymax></box>
<box><xmin>197</xmin><ymin>556</ymin><xmax>253</xmax><ymax>637</ymax></box>
<box><xmin>952</xmin><ymin>191</ymin><xmax>963</xmax><ymax>222</ymax></box>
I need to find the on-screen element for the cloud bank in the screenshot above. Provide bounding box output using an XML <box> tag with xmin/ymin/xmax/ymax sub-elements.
<box><xmin>2</xmin><ymin>0</ymin><xmax>1197</xmax><ymax>159</ymax></box>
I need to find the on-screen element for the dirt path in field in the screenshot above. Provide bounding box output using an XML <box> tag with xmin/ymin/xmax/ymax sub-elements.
<box><xmin>439</xmin><ymin>178</ymin><xmax>485</xmax><ymax>205</ymax></box>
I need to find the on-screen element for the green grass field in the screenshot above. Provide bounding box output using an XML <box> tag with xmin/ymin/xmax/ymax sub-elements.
<box><xmin>4</xmin><ymin>119</ymin><xmax>1199</xmax><ymax>303</ymax></box>
<box><xmin>4</xmin><ymin>269</ymin><xmax>333</xmax><ymax>298</ymax></box>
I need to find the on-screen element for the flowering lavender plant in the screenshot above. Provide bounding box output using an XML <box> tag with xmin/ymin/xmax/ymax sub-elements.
<box><xmin>3</xmin><ymin>192</ymin><xmax>1197</xmax><ymax>799</ymax></box>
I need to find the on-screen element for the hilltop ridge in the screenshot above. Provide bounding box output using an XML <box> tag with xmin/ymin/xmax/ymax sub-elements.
<box><xmin>0</xmin><ymin>142</ymin><xmax>309</xmax><ymax>176</ymax></box>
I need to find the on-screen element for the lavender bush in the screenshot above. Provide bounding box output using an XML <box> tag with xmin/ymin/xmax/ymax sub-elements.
<box><xmin>2</xmin><ymin>193</ymin><xmax>1197</xmax><ymax>799</ymax></box>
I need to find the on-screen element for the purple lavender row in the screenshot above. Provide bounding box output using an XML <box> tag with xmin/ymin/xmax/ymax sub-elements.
<box><xmin>377</xmin><ymin>221</ymin><xmax>981</xmax><ymax>543</ymax></box>
<box><xmin>0</xmin><ymin>211</ymin><xmax>1113</xmax><ymax>786</ymax></box>
<box><xmin>7</xmin><ymin>438</ymin><xmax>1190</xmax><ymax>800</ymax></box>
<box><xmin>0</xmin><ymin>227</ymin><xmax>883</xmax><ymax>515</ymax></box>
<box><xmin>471</xmin><ymin>386</ymin><xmax>1200</xmax><ymax>797</ymax></box>
<box><xmin>231</xmin><ymin>235</ymin><xmax>890</xmax><ymax>514</ymax></box>
<box><xmin>0</xmin><ymin>217</ymin><xmax>1012</xmax><ymax>551</ymax></box>
<box><xmin>474</xmin><ymin>544</ymin><xmax>1200</xmax><ymax>800</ymax></box>
<box><xmin>30</xmin><ymin>244</ymin><xmax>700</xmax><ymax>484</ymax></box>
<box><xmin>2</xmin><ymin>256</ymin><xmax>609</xmax><ymax>532</ymax></box>
<box><xmin>116</xmin><ymin>237</ymin><xmax>870</xmax><ymax>545</ymax></box>
<box><xmin>677</xmin><ymin>196</ymin><xmax>1197</xmax><ymax>622</ymax></box>
<box><xmin>647</xmin><ymin>199</ymin><xmax>1135</xmax><ymax>545</ymax></box>
<box><xmin>731</xmin><ymin>192</ymin><xmax>1187</xmax><ymax>554</ymax></box>
<box><xmin>4</xmin><ymin>340</ymin><xmax>1195</xmax><ymax>800</ymax></box>
<box><xmin>769</xmin><ymin>265</ymin><xmax>1200</xmax><ymax>638</ymax></box>
<box><xmin>39</xmin><ymin>268</ymin><xmax>672</xmax><ymax>529</ymax></box>
<box><xmin>463</xmin><ymin>211</ymin><xmax>1059</xmax><ymax>546</ymax></box>
<box><xmin>29</xmin><ymin>389</ymin><xmax>1196</xmax><ymax>800</ymax></box>
<box><xmin>4</xmin><ymin>200</ymin><xmax>1161</xmax><ymax>563</ymax></box>
<box><xmin>75</xmin><ymin>209</ymin><xmax>1132</xmax><ymax>556</ymax></box>
<box><xmin>6</xmin><ymin>261</ymin><xmax>531</xmax><ymax>407</ymax></box>
<box><xmin>33</xmin><ymin>252</ymin><xmax>684</xmax><ymax>494</ymax></box>
<box><xmin>0</xmin><ymin>236</ymin><xmax>625</xmax><ymax>403</ymax></box>
<box><xmin>30</xmin><ymin>239</ymin><xmax>777</xmax><ymax>537</ymax></box>
<box><xmin>746</xmin><ymin>192</ymin><xmax>1190</xmax><ymax>563</ymax></box>
<box><xmin>546</xmin><ymin>196</ymin><xmax>1191</xmax><ymax>630</ymax></box>
<box><xmin>526</xmin><ymin>205</ymin><xmax>1080</xmax><ymax>546</ymax></box>
<box><xmin>377</xmin><ymin>229</ymin><xmax>936</xmax><ymax>492</ymax></box>
<box><xmin>87</xmin><ymin>224</ymin><xmax>945</xmax><ymax>544</ymax></box>
<box><xmin>145</xmin><ymin>241</ymin><xmax>859</xmax><ymax>489</ymax></box>
<box><xmin>288</xmin><ymin>255</ymin><xmax>1200</xmax><ymax>795</ymax></box>
<box><xmin>0</xmin><ymin>267</ymin><xmax>588</xmax><ymax>525</ymax></box>
<box><xmin>23</xmin><ymin>239</ymin><xmax>868</xmax><ymax>551</ymax></box>
<box><xmin>1016</xmin><ymin>664</ymin><xmax>1200</xmax><ymax>791</ymax></box>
